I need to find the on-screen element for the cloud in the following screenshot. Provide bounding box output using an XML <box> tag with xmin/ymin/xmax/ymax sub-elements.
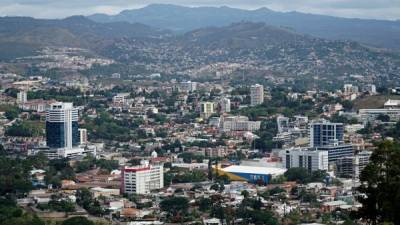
<box><xmin>0</xmin><ymin>0</ymin><xmax>399</xmax><ymax>20</ymax></box>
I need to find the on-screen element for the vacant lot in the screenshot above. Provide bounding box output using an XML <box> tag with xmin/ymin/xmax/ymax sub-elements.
<box><xmin>353</xmin><ymin>95</ymin><xmax>400</xmax><ymax>110</ymax></box>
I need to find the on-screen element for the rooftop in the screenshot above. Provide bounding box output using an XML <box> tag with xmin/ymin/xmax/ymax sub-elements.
<box><xmin>221</xmin><ymin>165</ymin><xmax>286</xmax><ymax>176</ymax></box>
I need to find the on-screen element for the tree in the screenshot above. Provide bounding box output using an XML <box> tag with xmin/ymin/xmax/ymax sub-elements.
<box><xmin>160</xmin><ymin>196</ymin><xmax>189</xmax><ymax>218</ymax></box>
<box><xmin>76</xmin><ymin>188</ymin><xmax>106</xmax><ymax>216</ymax></box>
<box><xmin>356</xmin><ymin>141</ymin><xmax>400</xmax><ymax>225</ymax></box>
<box><xmin>4</xmin><ymin>107</ymin><xmax>19</xmax><ymax>120</ymax></box>
<box><xmin>62</xmin><ymin>216</ymin><xmax>94</xmax><ymax>225</ymax></box>
<box><xmin>284</xmin><ymin>167</ymin><xmax>310</xmax><ymax>184</ymax></box>
<box><xmin>197</xmin><ymin>197</ymin><xmax>212</xmax><ymax>212</ymax></box>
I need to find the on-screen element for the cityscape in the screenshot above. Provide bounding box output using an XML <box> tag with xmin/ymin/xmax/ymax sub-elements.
<box><xmin>0</xmin><ymin>1</ymin><xmax>399</xmax><ymax>225</ymax></box>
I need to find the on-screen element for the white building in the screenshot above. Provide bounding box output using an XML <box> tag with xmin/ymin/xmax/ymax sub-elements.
<box><xmin>79</xmin><ymin>128</ymin><xmax>88</xmax><ymax>145</ymax></box>
<box><xmin>178</xmin><ymin>81</ymin><xmax>197</xmax><ymax>92</ymax></box>
<box><xmin>343</xmin><ymin>84</ymin><xmax>359</xmax><ymax>95</ymax></box>
<box><xmin>122</xmin><ymin>161</ymin><xmax>164</xmax><ymax>194</ymax></box>
<box><xmin>277</xmin><ymin>116</ymin><xmax>290</xmax><ymax>133</ymax></box>
<box><xmin>113</xmin><ymin>93</ymin><xmax>130</xmax><ymax>106</ymax></box>
<box><xmin>384</xmin><ymin>99</ymin><xmax>400</xmax><ymax>109</ymax></box>
<box><xmin>250</xmin><ymin>84</ymin><xmax>264</xmax><ymax>106</ymax></box>
<box><xmin>280</xmin><ymin>147</ymin><xmax>329</xmax><ymax>172</ymax></box>
<box><xmin>364</xmin><ymin>84</ymin><xmax>377</xmax><ymax>94</ymax></box>
<box><xmin>359</xmin><ymin>108</ymin><xmax>400</xmax><ymax>122</ymax></box>
<box><xmin>218</xmin><ymin>97</ymin><xmax>231</xmax><ymax>113</ymax></box>
<box><xmin>17</xmin><ymin>90</ymin><xmax>27</xmax><ymax>104</ymax></box>
<box><xmin>221</xmin><ymin>116</ymin><xmax>261</xmax><ymax>132</ymax></box>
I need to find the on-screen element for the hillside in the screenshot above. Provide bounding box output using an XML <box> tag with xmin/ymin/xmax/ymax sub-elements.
<box><xmin>0</xmin><ymin>17</ymin><xmax>398</xmax><ymax>87</ymax></box>
<box><xmin>100</xmin><ymin>22</ymin><xmax>400</xmax><ymax>86</ymax></box>
<box><xmin>88</xmin><ymin>4</ymin><xmax>400</xmax><ymax>50</ymax></box>
<box><xmin>0</xmin><ymin>16</ymin><xmax>169</xmax><ymax>60</ymax></box>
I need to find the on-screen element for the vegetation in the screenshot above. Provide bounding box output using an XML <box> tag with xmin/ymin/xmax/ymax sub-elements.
<box><xmin>76</xmin><ymin>188</ymin><xmax>108</xmax><ymax>216</ymax></box>
<box><xmin>37</xmin><ymin>195</ymin><xmax>75</xmax><ymax>212</ymax></box>
<box><xmin>0</xmin><ymin>104</ymin><xmax>20</xmax><ymax>120</ymax></box>
<box><xmin>356</xmin><ymin>141</ymin><xmax>400</xmax><ymax>225</ymax></box>
<box><xmin>62</xmin><ymin>216</ymin><xmax>94</xmax><ymax>225</ymax></box>
<box><xmin>160</xmin><ymin>196</ymin><xmax>190</xmax><ymax>222</ymax></box>
<box><xmin>284</xmin><ymin>168</ymin><xmax>328</xmax><ymax>184</ymax></box>
<box><xmin>5</xmin><ymin>120</ymin><xmax>44</xmax><ymax>137</ymax></box>
<box><xmin>74</xmin><ymin>156</ymin><xmax>119</xmax><ymax>173</ymax></box>
<box><xmin>0</xmin><ymin>197</ymin><xmax>44</xmax><ymax>225</ymax></box>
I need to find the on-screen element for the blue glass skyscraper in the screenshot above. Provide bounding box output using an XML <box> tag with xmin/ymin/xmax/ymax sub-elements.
<box><xmin>46</xmin><ymin>102</ymin><xmax>79</xmax><ymax>149</ymax></box>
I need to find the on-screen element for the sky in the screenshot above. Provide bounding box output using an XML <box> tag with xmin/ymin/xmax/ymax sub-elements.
<box><xmin>0</xmin><ymin>0</ymin><xmax>399</xmax><ymax>20</ymax></box>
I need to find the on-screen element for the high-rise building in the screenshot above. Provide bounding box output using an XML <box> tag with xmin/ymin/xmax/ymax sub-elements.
<box><xmin>218</xmin><ymin>97</ymin><xmax>231</xmax><ymax>113</ymax></box>
<box><xmin>277</xmin><ymin>116</ymin><xmax>290</xmax><ymax>133</ymax></box>
<box><xmin>336</xmin><ymin>151</ymin><xmax>372</xmax><ymax>178</ymax></box>
<box><xmin>121</xmin><ymin>160</ymin><xmax>164</xmax><ymax>194</ymax></box>
<box><xmin>315</xmin><ymin>144</ymin><xmax>354</xmax><ymax>164</ymax></box>
<box><xmin>309</xmin><ymin>120</ymin><xmax>344</xmax><ymax>148</ymax></box>
<box><xmin>343</xmin><ymin>84</ymin><xmax>359</xmax><ymax>95</ymax></box>
<box><xmin>200</xmin><ymin>102</ymin><xmax>215</xmax><ymax>119</ymax></box>
<box><xmin>179</xmin><ymin>81</ymin><xmax>197</xmax><ymax>92</ymax></box>
<box><xmin>79</xmin><ymin>128</ymin><xmax>88</xmax><ymax>145</ymax></box>
<box><xmin>46</xmin><ymin>102</ymin><xmax>79</xmax><ymax>149</ymax></box>
<box><xmin>17</xmin><ymin>90</ymin><xmax>27</xmax><ymax>104</ymax></box>
<box><xmin>280</xmin><ymin>147</ymin><xmax>329</xmax><ymax>172</ymax></box>
<box><xmin>250</xmin><ymin>84</ymin><xmax>264</xmax><ymax>106</ymax></box>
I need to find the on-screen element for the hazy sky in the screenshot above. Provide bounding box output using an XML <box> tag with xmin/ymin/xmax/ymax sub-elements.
<box><xmin>0</xmin><ymin>0</ymin><xmax>399</xmax><ymax>20</ymax></box>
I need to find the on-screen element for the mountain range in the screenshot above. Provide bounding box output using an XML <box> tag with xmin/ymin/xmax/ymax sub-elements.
<box><xmin>0</xmin><ymin>12</ymin><xmax>398</xmax><ymax>85</ymax></box>
<box><xmin>88</xmin><ymin>4</ymin><xmax>400</xmax><ymax>50</ymax></box>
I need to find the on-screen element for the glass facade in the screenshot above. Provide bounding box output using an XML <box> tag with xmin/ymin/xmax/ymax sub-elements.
<box><xmin>46</xmin><ymin>121</ymin><xmax>79</xmax><ymax>148</ymax></box>
<box><xmin>312</xmin><ymin>123</ymin><xmax>344</xmax><ymax>147</ymax></box>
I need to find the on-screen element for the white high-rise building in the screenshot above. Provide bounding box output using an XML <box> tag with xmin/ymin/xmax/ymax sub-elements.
<box><xmin>250</xmin><ymin>84</ymin><xmax>264</xmax><ymax>106</ymax></box>
<box><xmin>122</xmin><ymin>161</ymin><xmax>164</xmax><ymax>194</ymax></box>
<box><xmin>277</xmin><ymin>116</ymin><xmax>290</xmax><ymax>133</ymax></box>
<box><xmin>343</xmin><ymin>84</ymin><xmax>359</xmax><ymax>95</ymax></box>
<box><xmin>219</xmin><ymin>97</ymin><xmax>231</xmax><ymax>113</ymax></box>
<box><xmin>79</xmin><ymin>128</ymin><xmax>88</xmax><ymax>145</ymax></box>
<box><xmin>280</xmin><ymin>147</ymin><xmax>329</xmax><ymax>172</ymax></box>
<box><xmin>17</xmin><ymin>90</ymin><xmax>27</xmax><ymax>104</ymax></box>
<box><xmin>179</xmin><ymin>81</ymin><xmax>197</xmax><ymax>92</ymax></box>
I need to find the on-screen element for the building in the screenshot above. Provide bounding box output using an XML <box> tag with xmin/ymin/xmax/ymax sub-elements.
<box><xmin>280</xmin><ymin>147</ymin><xmax>329</xmax><ymax>172</ymax></box>
<box><xmin>309</xmin><ymin>120</ymin><xmax>344</xmax><ymax>148</ymax></box>
<box><xmin>364</xmin><ymin>84</ymin><xmax>377</xmax><ymax>94</ymax></box>
<box><xmin>215</xmin><ymin>165</ymin><xmax>286</xmax><ymax>184</ymax></box>
<box><xmin>250</xmin><ymin>84</ymin><xmax>264</xmax><ymax>106</ymax></box>
<box><xmin>359</xmin><ymin>108</ymin><xmax>400</xmax><ymax>122</ymax></box>
<box><xmin>113</xmin><ymin>93</ymin><xmax>130</xmax><ymax>106</ymax></box>
<box><xmin>200</xmin><ymin>102</ymin><xmax>215</xmax><ymax>119</ymax></box>
<box><xmin>221</xmin><ymin>116</ymin><xmax>261</xmax><ymax>132</ymax></box>
<box><xmin>343</xmin><ymin>84</ymin><xmax>359</xmax><ymax>95</ymax></box>
<box><xmin>121</xmin><ymin>161</ymin><xmax>164</xmax><ymax>194</ymax></box>
<box><xmin>79</xmin><ymin>128</ymin><xmax>88</xmax><ymax>145</ymax></box>
<box><xmin>315</xmin><ymin>143</ymin><xmax>354</xmax><ymax>164</ymax></box>
<box><xmin>218</xmin><ymin>97</ymin><xmax>231</xmax><ymax>113</ymax></box>
<box><xmin>178</xmin><ymin>81</ymin><xmax>197</xmax><ymax>92</ymax></box>
<box><xmin>336</xmin><ymin>151</ymin><xmax>372</xmax><ymax>178</ymax></box>
<box><xmin>17</xmin><ymin>90</ymin><xmax>27</xmax><ymax>104</ymax></box>
<box><xmin>277</xmin><ymin>116</ymin><xmax>290</xmax><ymax>133</ymax></box>
<box><xmin>384</xmin><ymin>99</ymin><xmax>400</xmax><ymax>109</ymax></box>
<box><xmin>46</xmin><ymin>102</ymin><xmax>79</xmax><ymax>149</ymax></box>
